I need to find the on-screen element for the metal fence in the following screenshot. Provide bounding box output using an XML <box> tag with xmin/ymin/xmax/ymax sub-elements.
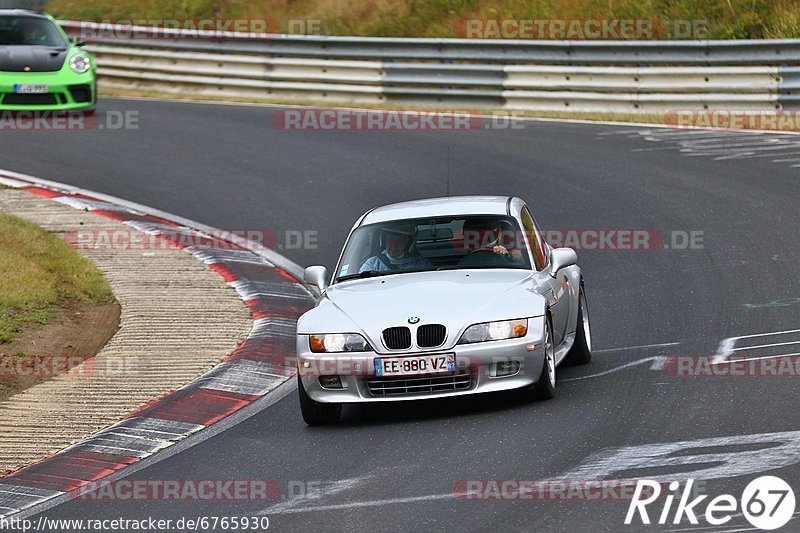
<box><xmin>60</xmin><ymin>20</ymin><xmax>800</xmax><ymax>113</ymax></box>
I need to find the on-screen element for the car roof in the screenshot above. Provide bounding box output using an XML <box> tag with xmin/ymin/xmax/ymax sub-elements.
<box><xmin>0</xmin><ymin>8</ymin><xmax>47</xmax><ymax>18</ymax></box>
<box><xmin>360</xmin><ymin>196</ymin><xmax>513</xmax><ymax>225</ymax></box>
<box><xmin>0</xmin><ymin>10</ymin><xmax>48</xmax><ymax>18</ymax></box>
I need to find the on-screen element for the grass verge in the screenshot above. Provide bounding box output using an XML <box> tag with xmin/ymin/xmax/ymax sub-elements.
<box><xmin>0</xmin><ymin>211</ymin><xmax>115</xmax><ymax>343</ymax></box>
<box><xmin>48</xmin><ymin>0</ymin><xmax>800</xmax><ymax>40</ymax></box>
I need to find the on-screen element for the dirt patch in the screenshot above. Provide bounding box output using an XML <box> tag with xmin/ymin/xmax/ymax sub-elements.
<box><xmin>0</xmin><ymin>301</ymin><xmax>120</xmax><ymax>402</ymax></box>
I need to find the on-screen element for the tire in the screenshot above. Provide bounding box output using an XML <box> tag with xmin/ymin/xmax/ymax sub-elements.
<box><xmin>531</xmin><ymin>314</ymin><xmax>556</xmax><ymax>401</ymax></box>
<box><xmin>565</xmin><ymin>284</ymin><xmax>592</xmax><ymax>366</ymax></box>
<box><xmin>298</xmin><ymin>374</ymin><xmax>341</xmax><ymax>425</ymax></box>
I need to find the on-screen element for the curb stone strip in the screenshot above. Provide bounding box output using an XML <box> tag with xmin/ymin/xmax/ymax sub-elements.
<box><xmin>0</xmin><ymin>172</ymin><xmax>314</xmax><ymax>517</ymax></box>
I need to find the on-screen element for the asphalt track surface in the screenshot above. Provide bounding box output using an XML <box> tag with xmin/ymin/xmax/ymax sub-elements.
<box><xmin>2</xmin><ymin>99</ymin><xmax>800</xmax><ymax>532</ymax></box>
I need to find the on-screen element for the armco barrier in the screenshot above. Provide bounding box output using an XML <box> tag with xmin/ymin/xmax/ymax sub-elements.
<box><xmin>59</xmin><ymin>20</ymin><xmax>800</xmax><ymax>113</ymax></box>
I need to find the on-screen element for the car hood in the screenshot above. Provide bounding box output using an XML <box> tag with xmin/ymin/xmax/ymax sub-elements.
<box><xmin>298</xmin><ymin>269</ymin><xmax>548</xmax><ymax>352</ymax></box>
<box><xmin>0</xmin><ymin>46</ymin><xmax>67</xmax><ymax>72</ymax></box>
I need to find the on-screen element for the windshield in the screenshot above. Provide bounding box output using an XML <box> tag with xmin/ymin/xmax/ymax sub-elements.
<box><xmin>0</xmin><ymin>16</ymin><xmax>67</xmax><ymax>47</ymax></box>
<box><xmin>334</xmin><ymin>215</ymin><xmax>532</xmax><ymax>282</ymax></box>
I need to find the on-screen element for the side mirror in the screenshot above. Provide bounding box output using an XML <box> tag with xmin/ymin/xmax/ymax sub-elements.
<box><xmin>548</xmin><ymin>248</ymin><xmax>577</xmax><ymax>277</ymax></box>
<box><xmin>72</xmin><ymin>37</ymin><xmax>87</xmax><ymax>47</ymax></box>
<box><xmin>304</xmin><ymin>265</ymin><xmax>328</xmax><ymax>292</ymax></box>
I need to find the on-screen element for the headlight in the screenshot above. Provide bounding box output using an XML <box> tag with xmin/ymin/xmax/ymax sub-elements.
<box><xmin>70</xmin><ymin>54</ymin><xmax>91</xmax><ymax>74</ymax></box>
<box><xmin>309</xmin><ymin>333</ymin><xmax>371</xmax><ymax>353</ymax></box>
<box><xmin>458</xmin><ymin>319</ymin><xmax>528</xmax><ymax>344</ymax></box>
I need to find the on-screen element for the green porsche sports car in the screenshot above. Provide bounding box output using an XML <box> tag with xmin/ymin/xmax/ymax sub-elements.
<box><xmin>0</xmin><ymin>9</ymin><xmax>95</xmax><ymax>111</ymax></box>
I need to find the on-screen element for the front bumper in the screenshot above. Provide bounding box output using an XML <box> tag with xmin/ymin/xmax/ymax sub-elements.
<box><xmin>297</xmin><ymin>315</ymin><xmax>546</xmax><ymax>403</ymax></box>
<box><xmin>0</xmin><ymin>70</ymin><xmax>96</xmax><ymax>111</ymax></box>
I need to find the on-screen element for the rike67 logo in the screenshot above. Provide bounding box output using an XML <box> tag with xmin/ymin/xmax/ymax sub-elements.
<box><xmin>626</xmin><ymin>476</ymin><xmax>796</xmax><ymax>530</ymax></box>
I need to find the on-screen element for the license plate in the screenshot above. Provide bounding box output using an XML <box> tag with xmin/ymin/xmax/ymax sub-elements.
<box><xmin>375</xmin><ymin>353</ymin><xmax>456</xmax><ymax>377</ymax></box>
<box><xmin>14</xmin><ymin>84</ymin><xmax>48</xmax><ymax>94</ymax></box>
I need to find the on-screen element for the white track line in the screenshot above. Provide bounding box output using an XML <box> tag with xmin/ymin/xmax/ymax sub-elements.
<box><xmin>263</xmin><ymin>475</ymin><xmax>375</xmax><ymax>515</ymax></box>
<box><xmin>729</xmin><ymin>328</ymin><xmax>800</xmax><ymax>340</ymax></box>
<box><xmin>261</xmin><ymin>492</ymin><xmax>463</xmax><ymax>515</ymax></box>
<box><xmin>718</xmin><ymin>148</ymin><xmax>800</xmax><ymax>159</ymax></box>
<box><xmin>561</xmin><ymin>357</ymin><xmax>660</xmax><ymax>382</ymax></box>
<box><xmin>721</xmin><ymin>351</ymin><xmax>800</xmax><ymax>364</ymax></box>
<box><xmin>594</xmin><ymin>342</ymin><xmax>680</xmax><ymax>354</ymax></box>
<box><xmin>667</xmin><ymin>511</ymin><xmax>800</xmax><ymax>532</ymax></box>
<box><xmin>712</xmin><ymin>329</ymin><xmax>800</xmax><ymax>365</ymax></box>
<box><xmin>561</xmin><ymin>343</ymin><xmax>681</xmax><ymax>381</ymax></box>
<box><xmin>731</xmin><ymin>340</ymin><xmax>800</xmax><ymax>351</ymax></box>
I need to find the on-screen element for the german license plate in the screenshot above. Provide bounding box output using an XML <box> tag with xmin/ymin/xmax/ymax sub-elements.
<box><xmin>14</xmin><ymin>84</ymin><xmax>48</xmax><ymax>94</ymax></box>
<box><xmin>375</xmin><ymin>353</ymin><xmax>456</xmax><ymax>377</ymax></box>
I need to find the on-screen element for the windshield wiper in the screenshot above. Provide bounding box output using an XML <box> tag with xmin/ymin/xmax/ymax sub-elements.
<box><xmin>335</xmin><ymin>270</ymin><xmax>388</xmax><ymax>282</ymax></box>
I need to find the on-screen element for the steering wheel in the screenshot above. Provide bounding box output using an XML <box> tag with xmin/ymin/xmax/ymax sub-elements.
<box><xmin>465</xmin><ymin>248</ymin><xmax>511</xmax><ymax>260</ymax></box>
<box><xmin>457</xmin><ymin>248</ymin><xmax>512</xmax><ymax>268</ymax></box>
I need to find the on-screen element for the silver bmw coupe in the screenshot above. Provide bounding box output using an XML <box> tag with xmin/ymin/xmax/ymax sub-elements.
<box><xmin>296</xmin><ymin>196</ymin><xmax>591</xmax><ymax>424</ymax></box>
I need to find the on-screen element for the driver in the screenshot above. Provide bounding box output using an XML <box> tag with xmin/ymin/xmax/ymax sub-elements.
<box><xmin>486</xmin><ymin>219</ymin><xmax>523</xmax><ymax>261</ymax></box>
<box><xmin>360</xmin><ymin>224</ymin><xmax>432</xmax><ymax>273</ymax></box>
<box><xmin>463</xmin><ymin>218</ymin><xmax>523</xmax><ymax>261</ymax></box>
<box><xmin>18</xmin><ymin>20</ymin><xmax>44</xmax><ymax>45</ymax></box>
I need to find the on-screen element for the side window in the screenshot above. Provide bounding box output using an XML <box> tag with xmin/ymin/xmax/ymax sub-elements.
<box><xmin>521</xmin><ymin>207</ymin><xmax>546</xmax><ymax>271</ymax></box>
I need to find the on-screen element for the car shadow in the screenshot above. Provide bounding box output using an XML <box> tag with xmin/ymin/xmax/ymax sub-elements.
<box><xmin>331</xmin><ymin>389</ymin><xmax>538</xmax><ymax>428</ymax></box>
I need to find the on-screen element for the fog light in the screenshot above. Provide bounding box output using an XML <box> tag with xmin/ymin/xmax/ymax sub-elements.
<box><xmin>318</xmin><ymin>376</ymin><xmax>343</xmax><ymax>389</ymax></box>
<box><xmin>495</xmin><ymin>361</ymin><xmax>520</xmax><ymax>377</ymax></box>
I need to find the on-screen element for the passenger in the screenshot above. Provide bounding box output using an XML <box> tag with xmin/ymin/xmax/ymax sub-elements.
<box><xmin>360</xmin><ymin>224</ymin><xmax>433</xmax><ymax>272</ymax></box>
